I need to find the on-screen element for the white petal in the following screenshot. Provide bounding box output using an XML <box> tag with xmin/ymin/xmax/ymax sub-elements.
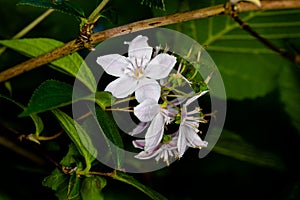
<box><xmin>168</xmin><ymin>132</ymin><xmax>179</xmax><ymax>147</ymax></box>
<box><xmin>134</xmin><ymin>99</ymin><xmax>160</xmax><ymax>122</ymax></box>
<box><xmin>186</xmin><ymin>130</ymin><xmax>208</xmax><ymax>148</ymax></box>
<box><xmin>132</xmin><ymin>139</ymin><xmax>145</xmax><ymax>149</ymax></box>
<box><xmin>177</xmin><ymin>125</ymin><xmax>188</xmax><ymax>157</ymax></box>
<box><xmin>145</xmin><ymin>114</ymin><xmax>164</xmax><ymax>152</ymax></box>
<box><xmin>125</xmin><ymin>35</ymin><xmax>153</xmax><ymax>63</ymax></box>
<box><xmin>105</xmin><ymin>76</ymin><xmax>138</xmax><ymax>98</ymax></box>
<box><xmin>134</xmin><ymin>148</ymin><xmax>161</xmax><ymax>160</ymax></box>
<box><xmin>96</xmin><ymin>54</ymin><xmax>131</xmax><ymax>77</ymax></box>
<box><xmin>185</xmin><ymin>90</ymin><xmax>209</xmax><ymax>106</ymax></box>
<box><xmin>145</xmin><ymin>53</ymin><xmax>176</xmax><ymax>79</ymax></box>
<box><xmin>129</xmin><ymin>122</ymin><xmax>149</xmax><ymax>135</ymax></box>
<box><xmin>135</xmin><ymin>78</ymin><xmax>161</xmax><ymax>103</ymax></box>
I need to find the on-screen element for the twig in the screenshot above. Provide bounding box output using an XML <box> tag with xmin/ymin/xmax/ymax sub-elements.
<box><xmin>87</xmin><ymin>0</ymin><xmax>110</xmax><ymax>23</ymax></box>
<box><xmin>227</xmin><ymin>2</ymin><xmax>300</xmax><ymax>64</ymax></box>
<box><xmin>88</xmin><ymin>170</ymin><xmax>116</xmax><ymax>177</ymax></box>
<box><xmin>36</xmin><ymin>130</ymin><xmax>63</xmax><ymax>141</ymax></box>
<box><xmin>0</xmin><ymin>135</ymin><xmax>46</xmax><ymax>165</ymax></box>
<box><xmin>0</xmin><ymin>0</ymin><xmax>300</xmax><ymax>82</ymax></box>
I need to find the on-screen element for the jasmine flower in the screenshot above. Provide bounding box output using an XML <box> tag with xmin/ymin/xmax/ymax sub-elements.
<box><xmin>96</xmin><ymin>35</ymin><xmax>176</xmax><ymax>102</ymax></box>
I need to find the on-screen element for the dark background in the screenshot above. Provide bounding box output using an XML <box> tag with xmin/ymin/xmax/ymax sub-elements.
<box><xmin>1</xmin><ymin>0</ymin><xmax>300</xmax><ymax>199</ymax></box>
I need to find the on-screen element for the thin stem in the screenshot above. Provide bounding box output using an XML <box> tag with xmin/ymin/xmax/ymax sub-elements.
<box><xmin>88</xmin><ymin>170</ymin><xmax>115</xmax><ymax>177</ymax></box>
<box><xmin>0</xmin><ymin>0</ymin><xmax>300</xmax><ymax>82</ymax></box>
<box><xmin>0</xmin><ymin>135</ymin><xmax>45</xmax><ymax>165</ymax></box>
<box><xmin>105</xmin><ymin>107</ymin><xmax>134</xmax><ymax>112</ymax></box>
<box><xmin>37</xmin><ymin>130</ymin><xmax>63</xmax><ymax>141</ymax></box>
<box><xmin>228</xmin><ymin>5</ymin><xmax>297</xmax><ymax>63</ymax></box>
<box><xmin>76</xmin><ymin>111</ymin><xmax>92</xmax><ymax>121</ymax></box>
<box><xmin>112</xmin><ymin>96</ymin><xmax>136</xmax><ymax>106</ymax></box>
<box><xmin>164</xmin><ymin>86</ymin><xmax>189</xmax><ymax>96</ymax></box>
<box><xmin>166</xmin><ymin>94</ymin><xmax>189</xmax><ymax>98</ymax></box>
<box><xmin>87</xmin><ymin>0</ymin><xmax>110</xmax><ymax>23</ymax></box>
<box><xmin>188</xmin><ymin>70</ymin><xmax>198</xmax><ymax>81</ymax></box>
<box><xmin>0</xmin><ymin>9</ymin><xmax>54</xmax><ymax>55</ymax></box>
<box><xmin>0</xmin><ymin>122</ymin><xmax>63</xmax><ymax>169</ymax></box>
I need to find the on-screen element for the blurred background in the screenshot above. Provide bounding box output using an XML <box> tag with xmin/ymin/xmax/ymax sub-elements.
<box><xmin>1</xmin><ymin>0</ymin><xmax>300</xmax><ymax>199</ymax></box>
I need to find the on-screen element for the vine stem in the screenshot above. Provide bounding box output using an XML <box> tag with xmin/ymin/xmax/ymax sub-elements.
<box><xmin>0</xmin><ymin>9</ymin><xmax>54</xmax><ymax>55</ymax></box>
<box><xmin>0</xmin><ymin>0</ymin><xmax>300</xmax><ymax>82</ymax></box>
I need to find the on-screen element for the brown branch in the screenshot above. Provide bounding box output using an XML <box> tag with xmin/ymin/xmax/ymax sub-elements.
<box><xmin>1</xmin><ymin>0</ymin><xmax>300</xmax><ymax>82</ymax></box>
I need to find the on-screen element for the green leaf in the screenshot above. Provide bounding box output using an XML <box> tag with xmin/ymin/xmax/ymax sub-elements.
<box><xmin>278</xmin><ymin>65</ymin><xmax>300</xmax><ymax>134</ymax></box>
<box><xmin>17</xmin><ymin>0</ymin><xmax>85</xmax><ymax>18</ymax></box>
<box><xmin>141</xmin><ymin>0</ymin><xmax>165</xmax><ymax>10</ymax></box>
<box><xmin>95</xmin><ymin>91</ymin><xmax>115</xmax><ymax>110</ymax></box>
<box><xmin>42</xmin><ymin>168</ymin><xmax>69</xmax><ymax>200</ymax></box>
<box><xmin>42</xmin><ymin>168</ymin><xmax>81</xmax><ymax>200</ymax></box>
<box><xmin>80</xmin><ymin>176</ymin><xmax>106</xmax><ymax>200</ymax></box>
<box><xmin>67</xmin><ymin>173</ymin><xmax>81</xmax><ymax>200</ymax></box>
<box><xmin>19</xmin><ymin>80</ymin><xmax>89</xmax><ymax>117</ymax></box>
<box><xmin>0</xmin><ymin>38</ymin><xmax>97</xmax><ymax>92</ymax></box>
<box><xmin>211</xmin><ymin>129</ymin><xmax>284</xmax><ymax>170</ymax></box>
<box><xmin>43</xmin><ymin>145</ymin><xmax>84</xmax><ymax>200</ymax></box>
<box><xmin>60</xmin><ymin>143</ymin><xmax>81</xmax><ymax>167</ymax></box>
<box><xmin>52</xmin><ymin>109</ymin><xmax>97</xmax><ymax>173</ymax></box>
<box><xmin>112</xmin><ymin>171</ymin><xmax>167</xmax><ymax>200</ymax></box>
<box><xmin>0</xmin><ymin>94</ymin><xmax>44</xmax><ymax>136</ymax></box>
<box><xmin>91</xmin><ymin>105</ymin><xmax>124</xmax><ymax>170</ymax></box>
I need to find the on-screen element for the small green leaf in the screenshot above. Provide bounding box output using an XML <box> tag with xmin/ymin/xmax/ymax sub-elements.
<box><xmin>19</xmin><ymin>80</ymin><xmax>89</xmax><ymax>117</ymax></box>
<box><xmin>0</xmin><ymin>94</ymin><xmax>44</xmax><ymax>136</ymax></box>
<box><xmin>17</xmin><ymin>0</ymin><xmax>85</xmax><ymax>18</ymax></box>
<box><xmin>52</xmin><ymin>109</ymin><xmax>97</xmax><ymax>173</ymax></box>
<box><xmin>67</xmin><ymin>173</ymin><xmax>81</xmax><ymax>200</ymax></box>
<box><xmin>279</xmin><ymin>66</ymin><xmax>300</xmax><ymax>134</ymax></box>
<box><xmin>112</xmin><ymin>171</ymin><xmax>167</xmax><ymax>200</ymax></box>
<box><xmin>42</xmin><ymin>168</ymin><xmax>69</xmax><ymax>200</ymax></box>
<box><xmin>60</xmin><ymin>144</ymin><xmax>81</xmax><ymax>167</ymax></box>
<box><xmin>212</xmin><ymin>129</ymin><xmax>284</xmax><ymax>170</ymax></box>
<box><xmin>80</xmin><ymin>176</ymin><xmax>106</xmax><ymax>200</ymax></box>
<box><xmin>95</xmin><ymin>91</ymin><xmax>115</xmax><ymax>110</ymax></box>
<box><xmin>0</xmin><ymin>38</ymin><xmax>97</xmax><ymax>92</ymax></box>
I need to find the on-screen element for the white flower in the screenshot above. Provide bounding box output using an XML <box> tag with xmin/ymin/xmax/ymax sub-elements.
<box><xmin>129</xmin><ymin>121</ymin><xmax>150</xmax><ymax>136</ymax></box>
<box><xmin>96</xmin><ymin>35</ymin><xmax>177</xmax><ymax>103</ymax></box>
<box><xmin>133</xmin><ymin>133</ymin><xmax>179</xmax><ymax>166</ymax></box>
<box><xmin>177</xmin><ymin>91</ymin><xmax>209</xmax><ymax>157</ymax></box>
<box><xmin>133</xmin><ymin>99</ymin><xmax>177</xmax><ymax>152</ymax></box>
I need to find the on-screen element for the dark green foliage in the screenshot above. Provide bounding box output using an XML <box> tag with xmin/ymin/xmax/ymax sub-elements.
<box><xmin>18</xmin><ymin>0</ymin><xmax>85</xmax><ymax>18</ymax></box>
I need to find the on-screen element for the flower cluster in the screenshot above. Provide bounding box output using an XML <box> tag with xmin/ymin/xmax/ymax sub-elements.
<box><xmin>97</xmin><ymin>35</ymin><xmax>208</xmax><ymax>165</ymax></box>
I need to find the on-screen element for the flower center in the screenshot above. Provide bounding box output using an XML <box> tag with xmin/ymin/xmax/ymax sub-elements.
<box><xmin>134</xmin><ymin>67</ymin><xmax>144</xmax><ymax>79</ymax></box>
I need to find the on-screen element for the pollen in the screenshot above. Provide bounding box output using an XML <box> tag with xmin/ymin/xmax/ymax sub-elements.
<box><xmin>134</xmin><ymin>68</ymin><xmax>144</xmax><ymax>78</ymax></box>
